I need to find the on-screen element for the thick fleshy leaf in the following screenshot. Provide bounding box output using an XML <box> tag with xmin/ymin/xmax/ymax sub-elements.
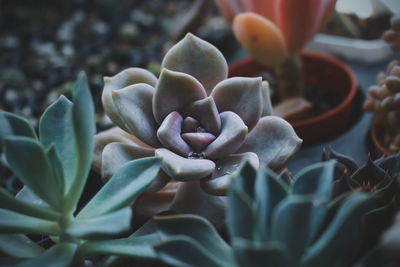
<box><xmin>103</xmin><ymin>68</ymin><xmax>157</xmax><ymax>129</ymax></box>
<box><xmin>39</xmin><ymin>96</ymin><xmax>75</xmax><ymax>192</ymax></box>
<box><xmin>0</xmin><ymin>234</ymin><xmax>44</xmax><ymax>258</ymax></box>
<box><xmin>351</xmin><ymin>157</ymin><xmax>386</xmax><ymax>187</ymax></box>
<box><xmin>155</xmin><ymin>215</ymin><xmax>234</xmax><ymax>264</ymax></box>
<box><xmin>157</xmin><ymin>112</ymin><xmax>192</xmax><ymax>156</ymax></box>
<box><xmin>183</xmin><ymin>97</ymin><xmax>221</xmax><ymax>135</ymax></box>
<box><xmin>4</xmin><ymin>137</ymin><xmax>62</xmax><ymax>209</ymax></box>
<box><xmin>182</xmin><ymin>132</ymin><xmax>216</xmax><ymax>152</ymax></box>
<box><xmin>271</xmin><ymin>196</ymin><xmax>314</xmax><ymax>264</ymax></box>
<box><xmin>161</xmin><ymin>33</ymin><xmax>228</xmax><ymax>94</ymax></box>
<box><xmin>0</xmin><ymin>112</ymin><xmax>37</xmax><ymax>152</ymax></box>
<box><xmin>66</xmin><ymin>207</ymin><xmax>131</xmax><ymax>238</ymax></box>
<box><xmin>182</xmin><ymin>117</ymin><xmax>200</xmax><ymax>133</ymax></box>
<box><xmin>233</xmin><ymin>12</ymin><xmax>288</xmax><ymax>67</ymax></box>
<box><xmin>155</xmin><ymin>148</ymin><xmax>215</xmax><ymax>181</ymax></box>
<box><xmin>79</xmin><ymin>234</ymin><xmax>159</xmax><ymax>259</ymax></box>
<box><xmin>65</xmin><ymin>73</ymin><xmax>95</xmax><ymax>212</ymax></box>
<box><xmin>211</xmin><ymin>77</ymin><xmax>263</xmax><ymax>130</ymax></box>
<box><xmin>301</xmin><ymin>193</ymin><xmax>376</xmax><ymax>267</ymax></box>
<box><xmin>261</xmin><ymin>81</ymin><xmax>273</xmax><ymax>116</ymax></box>
<box><xmin>101</xmin><ymin>142</ymin><xmax>154</xmax><ymax>182</ymax></box>
<box><xmin>255</xmin><ymin>167</ymin><xmax>288</xmax><ymax>241</ymax></box>
<box><xmin>15</xmin><ymin>243</ymin><xmax>77</xmax><ymax>267</ymax></box>
<box><xmin>155</xmin><ymin>236</ymin><xmax>227</xmax><ymax>267</ymax></box>
<box><xmin>201</xmin><ymin>152</ymin><xmax>259</xmax><ymax>195</ymax></box>
<box><xmin>110</xmin><ymin>83</ymin><xmax>160</xmax><ymax>147</ymax></box>
<box><xmin>277</xmin><ymin>0</ymin><xmax>324</xmax><ymax>53</ymax></box>
<box><xmin>0</xmin><ymin>187</ymin><xmax>61</xmax><ymax>221</ymax></box>
<box><xmin>153</xmin><ymin>69</ymin><xmax>207</xmax><ymax>124</ymax></box>
<box><xmin>204</xmin><ymin>111</ymin><xmax>248</xmax><ymax>159</ymax></box>
<box><xmin>78</xmin><ymin>157</ymin><xmax>161</xmax><ymax>219</ymax></box>
<box><xmin>237</xmin><ymin>116</ymin><xmax>302</xmax><ymax>171</ymax></box>
<box><xmin>246</xmin><ymin>0</ymin><xmax>279</xmax><ymax>23</ymax></box>
<box><xmin>0</xmin><ymin>209</ymin><xmax>58</xmax><ymax>235</ymax></box>
<box><xmin>233</xmin><ymin>238</ymin><xmax>289</xmax><ymax>267</ymax></box>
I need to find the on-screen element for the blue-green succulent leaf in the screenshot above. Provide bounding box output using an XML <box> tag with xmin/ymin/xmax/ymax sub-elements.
<box><xmin>45</xmin><ymin>146</ymin><xmax>65</xmax><ymax>195</ymax></box>
<box><xmin>155</xmin><ymin>215</ymin><xmax>234</xmax><ymax>264</ymax></box>
<box><xmin>14</xmin><ymin>242</ymin><xmax>77</xmax><ymax>267</ymax></box>
<box><xmin>233</xmin><ymin>238</ymin><xmax>289</xmax><ymax>267</ymax></box>
<box><xmin>65</xmin><ymin>73</ymin><xmax>95</xmax><ymax>212</ymax></box>
<box><xmin>155</xmin><ymin>236</ymin><xmax>230</xmax><ymax>267</ymax></box>
<box><xmin>255</xmin><ymin>167</ymin><xmax>288</xmax><ymax>241</ymax></box>
<box><xmin>0</xmin><ymin>112</ymin><xmax>37</xmax><ymax>152</ymax></box>
<box><xmin>66</xmin><ymin>207</ymin><xmax>132</xmax><ymax>239</ymax></box>
<box><xmin>77</xmin><ymin>157</ymin><xmax>161</xmax><ymax>219</ymax></box>
<box><xmin>39</xmin><ymin>95</ymin><xmax>75</xmax><ymax>192</ymax></box>
<box><xmin>0</xmin><ymin>234</ymin><xmax>44</xmax><ymax>258</ymax></box>
<box><xmin>79</xmin><ymin>234</ymin><xmax>159</xmax><ymax>259</ymax></box>
<box><xmin>0</xmin><ymin>209</ymin><xmax>58</xmax><ymax>235</ymax></box>
<box><xmin>291</xmin><ymin>161</ymin><xmax>335</xmax><ymax>200</ymax></box>
<box><xmin>0</xmin><ymin>187</ymin><xmax>60</xmax><ymax>221</ymax></box>
<box><xmin>4</xmin><ymin>136</ymin><xmax>63</xmax><ymax>210</ymax></box>
<box><xmin>301</xmin><ymin>193</ymin><xmax>376</xmax><ymax>267</ymax></box>
<box><xmin>271</xmin><ymin>195</ymin><xmax>314</xmax><ymax>265</ymax></box>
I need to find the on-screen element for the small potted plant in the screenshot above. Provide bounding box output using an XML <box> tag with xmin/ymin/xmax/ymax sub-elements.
<box><xmin>215</xmin><ymin>0</ymin><xmax>358</xmax><ymax>145</ymax></box>
<box><xmin>364</xmin><ymin>15</ymin><xmax>400</xmax><ymax>156</ymax></box>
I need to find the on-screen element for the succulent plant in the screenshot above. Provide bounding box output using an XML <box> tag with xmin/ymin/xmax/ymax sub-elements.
<box><xmin>383</xmin><ymin>15</ymin><xmax>400</xmax><ymax>52</ymax></box>
<box><xmin>94</xmin><ymin>33</ymin><xmax>301</xmax><ymax>222</ymax></box>
<box><xmin>323</xmin><ymin>148</ymin><xmax>400</xmax><ymax>256</ymax></box>
<box><xmin>215</xmin><ymin>0</ymin><xmax>337</xmax><ymax>119</ymax></box>
<box><xmin>0</xmin><ymin>74</ymin><xmax>163</xmax><ymax>266</ymax></box>
<box><xmin>153</xmin><ymin>160</ymin><xmax>377</xmax><ymax>267</ymax></box>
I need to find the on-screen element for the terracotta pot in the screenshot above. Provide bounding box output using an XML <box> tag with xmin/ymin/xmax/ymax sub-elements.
<box><xmin>370</xmin><ymin>124</ymin><xmax>390</xmax><ymax>158</ymax></box>
<box><xmin>229</xmin><ymin>51</ymin><xmax>358</xmax><ymax>145</ymax></box>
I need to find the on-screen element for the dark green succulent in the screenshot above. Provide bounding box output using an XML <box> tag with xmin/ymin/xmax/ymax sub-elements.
<box><xmin>153</xmin><ymin>160</ymin><xmax>376</xmax><ymax>267</ymax></box>
<box><xmin>0</xmin><ymin>74</ymin><xmax>162</xmax><ymax>266</ymax></box>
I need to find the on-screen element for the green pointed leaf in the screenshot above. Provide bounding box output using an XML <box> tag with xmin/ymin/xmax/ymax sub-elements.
<box><xmin>66</xmin><ymin>73</ymin><xmax>95</xmax><ymax>212</ymax></box>
<box><xmin>301</xmin><ymin>193</ymin><xmax>376</xmax><ymax>267</ymax></box>
<box><xmin>0</xmin><ymin>234</ymin><xmax>44</xmax><ymax>258</ymax></box>
<box><xmin>4</xmin><ymin>137</ymin><xmax>63</xmax><ymax>210</ymax></box>
<box><xmin>271</xmin><ymin>196</ymin><xmax>314</xmax><ymax>265</ymax></box>
<box><xmin>236</xmin><ymin>162</ymin><xmax>258</xmax><ymax>200</ymax></box>
<box><xmin>0</xmin><ymin>112</ymin><xmax>37</xmax><ymax>152</ymax></box>
<box><xmin>15</xmin><ymin>243</ymin><xmax>77</xmax><ymax>267</ymax></box>
<box><xmin>66</xmin><ymin>207</ymin><xmax>131</xmax><ymax>239</ymax></box>
<box><xmin>46</xmin><ymin>146</ymin><xmax>65</xmax><ymax>195</ymax></box>
<box><xmin>233</xmin><ymin>238</ymin><xmax>289</xmax><ymax>267</ymax></box>
<box><xmin>155</xmin><ymin>215</ymin><xmax>234</xmax><ymax>264</ymax></box>
<box><xmin>0</xmin><ymin>187</ymin><xmax>60</xmax><ymax>221</ymax></box>
<box><xmin>255</xmin><ymin>167</ymin><xmax>288</xmax><ymax>241</ymax></box>
<box><xmin>79</xmin><ymin>234</ymin><xmax>159</xmax><ymax>259</ymax></box>
<box><xmin>155</xmin><ymin>236</ymin><xmax>228</xmax><ymax>267</ymax></box>
<box><xmin>291</xmin><ymin>161</ymin><xmax>335</xmax><ymax>200</ymax></box>
<box><xmin>0</xmin><ymin>209</ymin><xmax>58</xmax><ymax>235</ymax></box>
<box><xmin>16</xmin><ymin>186</ymin><xmax>47</xmax><ymax>207</ymax></box>
<box><xmin>39</xmin><ymin>96</ymin><xmax>75</xmax><ymax>192</ymax></box>
<box><xmin>77</xmin><ymin>157</ymin><xmax>161</xmax><ymax>219</ymax></box>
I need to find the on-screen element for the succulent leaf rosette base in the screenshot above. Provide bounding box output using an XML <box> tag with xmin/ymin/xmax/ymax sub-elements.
<box><xmin>94</xmin><ymin>33</ymin><xmax>301</xmax><ymax>221</ymax></box>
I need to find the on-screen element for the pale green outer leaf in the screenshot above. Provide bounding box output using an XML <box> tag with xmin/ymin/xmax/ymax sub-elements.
<box><xmin>233</xmin><ymin>238</ymin><xmax>289</xmax><ymax>267</ymax></box>
<box><xmin>77</xmin><ymin>157</ymin><xmax>161</xmax><ymax>219</ymax></box>
<box><xmin>46</xmin><ymin>146</ymin><xmax>65</xmax><ymax>196</ymax></box>
<box><xmin>0</xmin><ymin>112</ymin><xmax>37</xmax><ymax>152</ymax></box>
<box><xmin>66</xmin><ymin>207</ymin><xmax>132</xmax><ymax>238</ymax></box>
<box><xmin>291</xmin><ymin>160</ymin><xmax>335</xmax><ymax>199</ymax></box>
<box><xmin>39</xmin><ymin>95</ymin><xmax>76</xmax><ymax>192</ymax></box>
<box><xmin>15</xmin><ymin>242</ymin><xmax>77</xmax><ymax>267</ymax></box>
<box><xmin>0</xmin><ymin>234</ymin><xmax>44</xmax><ymax>258</ymax></box>
<box><xmin>155</xmin><ymin>215</ymin><xmax>234</xmax><ymax>264</ymax></box>
<box><xmin>0</xmin><ymin>187</ymin><xmax>61</xmax><ymax>221</ymax></box>
<box><xmin>66</xmin><ymin>73</ymin><xmax>96</xmax><ymax>212</ymax></box>
<box><xmin>0</xmin><ymin>208</ymin><xmax>58</xmax><ymax>235</ymax></box>
<box><xmin>161</xmin><ymin>33</ymin><xmax>228</xmax><ymax>94</ymax></box>
<box><xmin>155</xmin><ymin>236</ymin><xmax>229</xmax><ymax>267</ymax></box>
<box><xmin>301</xmin><ymin>193</ymin><xmax>376</xmax><ymax>267</ymax></box>
<box><xmin>79</xmin><ymin>234</ymin><xmax>159</xmax><ymax>259</ymax></box>
<box><xmin>0</xmin><ymin>257</ymin><xmax>25</xmax><ymax>266</ymax></box>
<box><xmin>16</xmin><ymin>186</ymin><xmax>47</xmax><ymax>207</ymax></box>
<box><xmin>255</xmin><ymin>167</ymin><xmax>288</xmax><ymax>242</ymax></box>
<box><xmin>271</xmin><ymin>196</ymin><xmax>314</xmax><ymax>265</ymax></box>
<box><xmin>4</xmin><ymin>136</ymin><xmax>62</xmax><ymax>210</ymax></box>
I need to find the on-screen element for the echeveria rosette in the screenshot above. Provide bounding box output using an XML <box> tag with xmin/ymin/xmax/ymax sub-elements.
<box><xmin>94</xmin><ymin>33</ymin><xmax>301</xmax><ymax>199</ymax></box>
